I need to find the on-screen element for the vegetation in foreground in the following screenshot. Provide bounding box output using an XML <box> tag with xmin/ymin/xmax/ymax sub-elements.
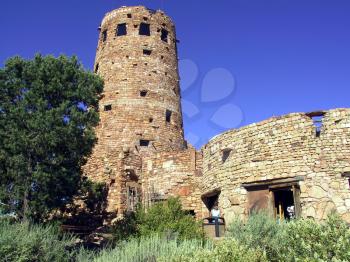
<box><xmin>111</xmin><ymin>197</ymin><xmax>205</xmax><ymax>242</ymax></box>
<box><xmin>1</xmin><ymin>205</ymin><xmax>350</xmax><ymax>262</ymax></box>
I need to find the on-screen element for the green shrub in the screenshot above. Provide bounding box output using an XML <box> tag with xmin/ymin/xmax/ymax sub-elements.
<box><xmin>0</xmin><ymin>220</ymin><xmax>77</xmax><ymax>262</ymax></box>
<box><xmin>112</xmin><ymin>197</ymin><xmax>204</xmax><ymax>241</ymax></box>
<box><xmin>226</xmin><ymin>212</ymin><xmax>350</xmax><ymax>262</ymax></box>
<box><xmin>160</xmin><ymin>239</ymin><xmax>267</xmax><ymax>262</ymax></box>
<box><xmin>83</xmin><ymin>234</ymin><xmax>211</xmax><ymax>262</ymax></box>
<box><xmin>226</xmin><ymin>211</ymin><xmax>286</xmax><ymax>261</ymax></box>
<box><xmin>280</xmin><ymin>214</ymin><xmax>350</xmax><ymax>262</ymax></box>
<box><xmin>111</xmin><ymin>211</ymin><xmax>140</xmax><ymax>242</ymax></box>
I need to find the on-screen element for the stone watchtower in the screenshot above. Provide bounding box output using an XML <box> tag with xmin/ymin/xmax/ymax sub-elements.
<box><xmin>84</xmin><ymin>6</ymin><xmax>186</xmax><ymax>216</ymax></box>
<box><xmin>95</xmin><ymin>6</ymin><xmax>185</xmax><ymax>153</ymax></box>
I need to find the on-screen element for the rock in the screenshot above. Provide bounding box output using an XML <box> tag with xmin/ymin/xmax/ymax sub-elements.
<box><xmin>345</xmin><ymin>199</ymin><xmax>350</xmax><ymax>207</ymax></box>
<box><xmin>341</xmin><ymin>213</ymin><xmax>350</xmax><ymax>224</ymax></box>
<box><xmin>229</xmin><ymin>196</ymin><xmax>240</xmax><ymax>206</ymax></box>
<box><xmin>315</xmin><ymin>201</ymin><xmax>336</xmax><ymax>220</ymax></box>
<box><xmin>305</xmin><ymin>206</ymin><xmax>316</xmax><ymax>218</ymax></box>
<box><xmin>309</xmin><ymin>186</ymin><xmax>328</xmax><ymax>199</ymax></box>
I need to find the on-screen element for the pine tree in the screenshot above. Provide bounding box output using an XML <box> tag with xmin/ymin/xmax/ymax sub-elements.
<box><xmin>0</xmin><ymin>54</ymin><xmax>103</xmax><ymax>221</ymax></box>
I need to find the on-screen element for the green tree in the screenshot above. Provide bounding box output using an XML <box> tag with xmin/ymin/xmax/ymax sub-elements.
<box><xmin>112</xmin><ymin>197</ymin><xmax>204</xmax><ymax>241</ymax></box>
<box><xmin>0</xmin><ymin>54</ymin><xmax>103</xmax><ymax>222</ymax></box>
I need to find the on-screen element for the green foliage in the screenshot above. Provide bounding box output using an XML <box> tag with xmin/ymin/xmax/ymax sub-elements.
<box><xmin>2</xmin><ymin>212</ymin><xmax>349</xmax><ymax>262</ymax></box>
<box><xmin>112</xmin><ymin>197</ymin><xmax>204</xmax><ymax>241</ymax></box>
<box><xmin>112</xmin><ymin>211</ymin><xmax>140</xmax><ymax>242</ymax></box>
<box><xmin>162</xmin><ymin>239</ymin><xmax>267</xmax><ymax>262</ymax></box>
<box><xmin>279</xmin><ymin>214</ymin><xmax>350</xmax><ymax>262</ymax></box>
<box><xmin>58</xmin><ymin>180</ymin><xmax>108</xmax><ymax>228</ymax></box>
<box><xmin>226</xmin><ymin>212</ymin><xmax>350</xmax><ymax>262</ymax></box>
<box><xmin>0</xmin><ymin>220</ymin><xmax>77</xmax><ymax>262</ymax></box>
<box><xmin>226</xmin><ymin>211</ymin><xmax>285</xmax><ymax>260</ymax></box>
<box><xmin>78</xmin><ymin>234</ymin><xmax>211</xmax><ymax>262</ymax></box>
<box><xmin>137</xmin><ymin>198</ymin><xmax>204</xmax><ymax>240</ymax></box>
<box><xmin>0</xmin><ymin>54</ymin><xmax>103</xmax><ymax>222</ymax></box>
<box><xmin>82</xmin><ymin>234</ymin><xmax>264</xmax><ymax>262</ymax></box>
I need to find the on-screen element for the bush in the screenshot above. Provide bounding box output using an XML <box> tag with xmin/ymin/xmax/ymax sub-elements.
<box><xmin>280</xmin><ymin>214</ymin><xmax>350</xmax><ymax>261</ymax></box>
<box><xmin>226</xmin><ymin>211</ymin><xmax>285</xmax><ymax>260</ymax></box>
<box><xmin>112</xmin><ymin>197</ymin><xmax>204</xmax><ymax>241</ymax></box>
<box><xmin>57</xmin><ymin>180</ymin><xmax>109</xmax><ymax>229</ymax></box>
<box><xmin>161</xmin><ymin>239</ymin><xmax>267</xmax><ymax>262</ymax></box>
<box><xmin>226</xmin><ymin>212</ymin><xmax>350</xmax><ymax>262</ymax></box>
<box><xmin>82</xmin><ymin>234</ymin><xmax>211</xmax><ymax>262</ymax></box>
<box><xmin>112</xmin><ymin>211</ymin><xmax>140</xmax><ymax>242</ymax></box>
<box><xmin>0</xmin><ymin>220</ymin><xmax>77</xmax><ymax>262</ymax></box>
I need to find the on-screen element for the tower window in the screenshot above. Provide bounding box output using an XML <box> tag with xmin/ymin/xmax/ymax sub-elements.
<box><xmin>104</xmin><ymin>104</ymin><xmax>112</xmax><ymax>111</ymax></box>
<box><xmin>149</xmin><ymin>117</ymin><xmax>153</xmax><ymax>123</ymax></box>
<box><xmin>161</xmin><ymin>29</ymin><xmax>168</xmax><ymax>42</ymax></box>
<box><xmin>306</xmin><ymin>111</ymin><xmax>325</xmax><ymax>138</ymax></box>
<box><xmin>143</xmin><ymin>49</ymin><xmax>152</xmax><ymax>56</ymax></box>
<box><xmin>165</xmin><ymin>110</ymin><xmax>172</xmax><ymax>123</ymax></box>
<box><xmin>127</xmin><ymin>13</ymin><xmax>132</xmax><ymax>18</ymax></box>
<box><xmin>140</xmin><ymin>90</ymin><xmax>148</xmax><ymax>97</ymax></box>
<box><xmin>116</xmin><ymin>23</ymin><xmax>127</xmax><ymax>36</ymax></box>
<box><xmin>222</xmin><ymin>149</ymin><xmax>232</xmax><ymax>163</ymax></box>
<box><xmin>140</xmin><ymin>140</ymin><xmax>150</xmax><ymax>147</ymax></box>
<box><xmin>139</xmin><ymin>23</ymin><xmax>150</xmax><ymax>36</ymax></box>
<box><xmin>102</xmin><ymin>30</ymin><xmax>107</xmax><ymax>42</ymax></box>
<box><xmin>94</xmin><ymin>63</ymin><xmax>99</xmax><ymax>73</ymax></box>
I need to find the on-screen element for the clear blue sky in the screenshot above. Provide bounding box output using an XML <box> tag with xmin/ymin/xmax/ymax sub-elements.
<box><xmin>1</xmin><ymin>0</ymin><xmax>350</xmax><ymax>148</ymax></box>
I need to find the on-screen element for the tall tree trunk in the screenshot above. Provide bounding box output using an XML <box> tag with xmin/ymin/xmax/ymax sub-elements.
<box><xmin>23</xmin><ymin>155</ymin><xmax>32</xmax><ymax>221</ymax></box>
<box><xmin>23</xmin><ymin>187</ymin><xmax>29</xmax><ymax>221</ymax></box>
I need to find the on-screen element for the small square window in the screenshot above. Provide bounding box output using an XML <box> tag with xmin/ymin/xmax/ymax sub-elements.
<box><xmin>139</xmin><ymin>23</ymin><xmax>150</xmax><ymax>36</ymax></box>
<box><xmin>104</xmin><ymin>104</ymin><xmax>112</xmax><ymax>111</ymax></box>
<box><xmin>116</xmin><ymin>23</ymin><xmax>127</xmax><ymax>36</ymax></box>
<box><xmin>102</xmin><ymin>30</ymin><xmax>107</xmax><ymax>42</ymax></box>
<box><xmin>140</xmin><ymin>140</ymin><xmax>150</xmax><ymax>147</ymax></box>
<box><xmin>161</xmin><ymin>29</ymin><xmax>168</xmax><ymax>42</ymax></box>
<box><xmin>143</xmin><ymin>49</ymin><xmax>152</xmax><ymax>56</ymax></box>
<box><xmin>140</xmin><ymin>90</ymin><xmax>148</xmax><ymax>97</ymax></box>
<box><xmin>127</xmin><ymin>14</ymin><xmax>132</xmax><ymax>18</ymax></box>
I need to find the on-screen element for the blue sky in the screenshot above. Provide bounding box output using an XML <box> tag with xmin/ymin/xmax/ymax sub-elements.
<box><xmin>1</xmin><ymin>0</ymin><xmax>350</xmax><ymax>148</ymax></box>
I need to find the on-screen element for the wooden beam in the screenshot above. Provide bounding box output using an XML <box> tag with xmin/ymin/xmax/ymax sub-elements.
<box><xmin>242</xmin><ymin>176</ymin><xmax>304</xmax><ymax>188</ymax></box>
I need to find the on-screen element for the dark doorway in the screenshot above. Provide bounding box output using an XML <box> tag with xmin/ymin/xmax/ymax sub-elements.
<box><xmin>273</xmin><ymin>188</ymin><xmax>295</xmax><ymax>219</ymax></box>
<box><xmin>202</xmin><ymin>190</ymin><xmax>220</xmax><ymax>215</ymax></box>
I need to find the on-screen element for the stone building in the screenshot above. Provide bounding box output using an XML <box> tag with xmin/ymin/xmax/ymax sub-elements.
<box><xmin>84</xmin><ymin>6</ymin><xmax>350</xmax><ymax>224</ymax></box>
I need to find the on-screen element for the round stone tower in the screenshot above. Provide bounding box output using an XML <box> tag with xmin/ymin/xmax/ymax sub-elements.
<box><xmin>94</xmin><ymin>6</ymin><xmax>185</xmax><ymax>154</ymax></box>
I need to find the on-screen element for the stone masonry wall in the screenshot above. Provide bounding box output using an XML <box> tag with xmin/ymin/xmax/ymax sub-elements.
<box><xmin>202</xmin><ymin>108</ymin><xmax>350</xmax><ymax>224</ymax></box>
<box><xmin>141</xmin><ymin>146</ymin><xmax>205</xmax><ymax>218</ymax></box>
